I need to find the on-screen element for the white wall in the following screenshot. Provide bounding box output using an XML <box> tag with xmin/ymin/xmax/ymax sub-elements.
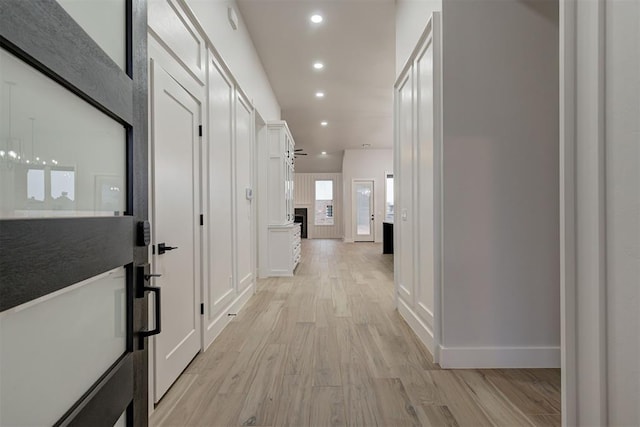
<box><xmin>341</xmin><ymin>149</ymin><xmax>392</xmax><ymax>243</ymax></box>
<box><xmin>438</xmin><ymin>0</ymin><xmax>560</xmax><ymax>366</ymax></box>
<box><xmin>396</xmin><ymin>0</ymin><xmax>441</xmax><ymax>75</ymax></box>
<box><xmin>294</xmin><ymin>173</ymin><xmax>343</xmax><ymax>239</ymax></box>
<box><xmin>183</xmin><ymin>0</ymin><xmax>280</xmax><ymax>121</ymax></box>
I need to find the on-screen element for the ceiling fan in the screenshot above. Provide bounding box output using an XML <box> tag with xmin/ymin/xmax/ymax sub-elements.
<box><xmin>294</xmin><ymin>148</ymin><xmax>307</xmax><ymax>158</ymax></box>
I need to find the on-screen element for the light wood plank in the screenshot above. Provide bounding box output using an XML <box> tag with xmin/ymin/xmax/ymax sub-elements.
<box><xmin>314</xmin><ymin>327</ymin><xmax>342</xmax><ymax>386</ymax></box>
<box><xmin>237</xmin><ymin>343</ymin><xmax>286</xmax><ymax>426</ymax></box>
<box><xmin>454</xmin><ymin>370</ymin><xmax>536</xmax><ymax>426</ymax></box>
<box><xmin>149</xmin><ymin>373</ymin><xmax>198</xmax><ymax>427</ymax></box>
<box><xmin>430</xmin><ymin>370</ymin><xmax>495</xmax><ymax>427</ymax></box>
<box><xmin>309</xmin><ymin>386</ymin><xmax>347</xmax><ymax>427</ymax></box>
<box><xmin>285</xmin><ymin>322</ymin><xmax>315</xmax><ymax>375</ymax></box>
<box><xmin>372</xmin><ymin>377</ymin><xmax>422</xmax><ymax>426</ymax></box>
<box><xmin>273</xmin><ymin>374</ymin><xmax>313</xmax><ymax>427</ymax></box>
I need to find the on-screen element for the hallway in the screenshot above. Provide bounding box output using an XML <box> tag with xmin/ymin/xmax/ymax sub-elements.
<box><xmin>150</xmin><ymin>240</ymin><xmax>560</xmax><ymax>427</ymax></box>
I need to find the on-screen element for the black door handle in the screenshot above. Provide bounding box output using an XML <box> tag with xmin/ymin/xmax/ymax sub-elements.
<box><xmin>140</xmin><ymin>286</ymin><xmax>161</xmax><ymax>338</ymax></box>
<box><xmin>158</xmin><ymin>243</ymin><xmax>178</xmax><ymax>255</ymax></box>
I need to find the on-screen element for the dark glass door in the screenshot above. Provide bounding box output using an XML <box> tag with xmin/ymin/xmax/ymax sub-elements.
<box><xmin>0</xmin><ymin>1</ymin><xmax>149</xmax><ymax>425</ymax></box>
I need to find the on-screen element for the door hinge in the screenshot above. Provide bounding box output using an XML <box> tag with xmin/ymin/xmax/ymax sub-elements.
<box><xmin>198</xmin><ymin>125</ymin><xmax>203</xmax><ymax>137</ymax></box>
<box><xmin>200</xmin><ymin>214</ymin><xmax>204</xmax><ymax>226</ymax></box>
<box><xmin>200</xmin><ymin>303</ymin><xmax>204</xmax><ymax>315</ymax></box>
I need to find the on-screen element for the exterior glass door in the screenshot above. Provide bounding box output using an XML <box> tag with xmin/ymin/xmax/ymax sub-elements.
<box><xmin>354</xmin><ymin>180</ymin><xmax>374</xmax><ymax>242</ymax></box>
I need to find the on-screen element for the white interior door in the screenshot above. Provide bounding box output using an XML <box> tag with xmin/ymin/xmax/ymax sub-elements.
<box><xmin>150</xmin><ymin>61</ymin><xmax>201</xmax><ymax>402</ymax></box>
<box><xmin>353</xmin><ymin>180</ymin><xmax>375</xmax><ymax>242</ymax></box>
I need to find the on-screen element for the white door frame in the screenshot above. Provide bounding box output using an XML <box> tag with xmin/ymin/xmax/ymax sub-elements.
<box><xmin>559</xmin><ymin>0</ymin><xmax>626</xmax><ymax>423</ymax></box>
<box><xmin>352</xmin><ymin>179</ymin><xmax>375</xmax><ymax>242</ymax></box>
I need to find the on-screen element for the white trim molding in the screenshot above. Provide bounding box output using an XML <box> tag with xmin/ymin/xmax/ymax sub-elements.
<box><xmin>398</xmin><ymin>297</ymin><xmax>435</xmax><ymax>356</ymax></box>
<box><xmin>439</xmin><ymin>346</ymin><xmax>561</xmax><ymax>369</ymax></box>
<box><xmin>560</xmin><ymin>0</ymin><xmax>606</xmax><ymax>423</ymax></box>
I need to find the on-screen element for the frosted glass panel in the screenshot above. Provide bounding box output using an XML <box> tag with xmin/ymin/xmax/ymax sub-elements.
<box><xmin>356</xmin><ymin>183</ymin><xmax>372</xmax><ymax>235</ymax></box>
<box><xmin>0</xmin><ymin>268</ymin><xmax>127</xmax><ymax>426</ymax></box>
<box><xmin>57</xmin><ymin>0</ymin><xmax>127</xmax><ymax>69</ymax></box>
<box><xmin>0</xmin><ymin>48</ymin><xmax>126</xmax><ymax>218</ymax></box>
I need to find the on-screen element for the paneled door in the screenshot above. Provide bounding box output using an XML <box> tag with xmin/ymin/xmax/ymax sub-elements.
<box><xmin>0</xmin><ymin>1</ymin><xmax>149</xmax><ymax>426</ymax></box>
<box><xmin>150</xmin><ymin>60</ymin><xmax>201</xmax><ymax>402</ymax></box>
<box><xmin>353</xmin><ymin>180</ymin><xmax>375</xmax><ymax>242</ymax></box>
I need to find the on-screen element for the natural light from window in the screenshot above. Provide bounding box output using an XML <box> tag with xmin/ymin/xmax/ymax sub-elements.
<box><xmin>385</xmin><ymin>173</ymin><xmax>394</xmax><ymax>221</ymax></box>
<box><xmin>315</xmin><ymin>180</ymin><xmax>334</xmax><ymax>225</ymax></box>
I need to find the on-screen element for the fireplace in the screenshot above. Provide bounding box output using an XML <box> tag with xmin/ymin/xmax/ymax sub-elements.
<box><xmin>294</xmin><ymin>208</ymin><xmax>308</xmax><ymax>238</ymax></box>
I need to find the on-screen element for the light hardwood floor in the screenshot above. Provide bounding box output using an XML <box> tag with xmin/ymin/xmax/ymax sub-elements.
<box><xmin>150</xmin><ymin>239</ymin><xmax>561</xmax><ymax>427</ymax></box>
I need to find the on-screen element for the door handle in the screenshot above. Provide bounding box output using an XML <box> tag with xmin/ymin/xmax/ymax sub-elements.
<box><xmin>158</xmin><ymin>242</ymin><xmax>178</xmax><ymax>255</ymax></box>
<box><xmin>140</xmin><ymin>286</ymin><xmax>161</xmax><ymax>338</ymax></box>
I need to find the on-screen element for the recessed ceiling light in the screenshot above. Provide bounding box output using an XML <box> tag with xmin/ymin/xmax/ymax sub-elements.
<box><xmin>310</xmin><ymin>14</ymin><xmax>323</xmax><ymax>24</ymax></box>
<box><xmin>313</xmin><ymin>62</ymin><xmax>324</xmax><ymax>70</ymax></box>
<box><xmin>320</xmin><ymin>121</ymin><xmax>328</xmax><ymax>126</ymax></box>
<box><xmin>315</xmin><ymin>91</ymin><xmax>325</xmax><ymax>98</ymax></box>
<box><xmin>321</xmin><ymin>151</ymin><xmax>327</xmax><ymax>155</ymax></box>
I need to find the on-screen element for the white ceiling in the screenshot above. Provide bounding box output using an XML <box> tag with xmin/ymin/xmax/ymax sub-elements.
<box><xmin>236</xmin><ymin>0</ymin><xmax>396</xmax><ymax>173</ymax></box>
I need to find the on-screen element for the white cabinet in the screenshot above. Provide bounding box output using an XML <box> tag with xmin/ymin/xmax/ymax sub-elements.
<box><xmin>266</xmin><ymin>223</ymin><xmax>301</xmax><ymax>277</ymax></box>
<box><xmin>266</xmin><ymin>121</ymin><xmax>295</xmax><ymax>225</ymax></box>
<box><xmin>264</xmin><ymin>121</ymin><xmax>299</xmax><ymax>276</ymax></box>
<box><xmin>292</xmin><ymin>223</ymin><xmax>301</xmax><ymax>265</ymax></box>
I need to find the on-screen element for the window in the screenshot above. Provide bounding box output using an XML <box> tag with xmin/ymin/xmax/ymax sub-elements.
<box><xmin>385</xmin><ymin>173</ymin><xmax>394</xmax><ymax>221</ymax></box>
<box><xmin>315</xmin><ymin>180</ymin><xmax>334</xmax><ymax>225</ymax></box>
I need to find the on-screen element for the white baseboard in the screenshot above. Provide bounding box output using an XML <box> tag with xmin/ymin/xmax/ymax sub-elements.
<box><xmin>439</xmin><ymin>345</ymin><xmax>561</xmax><ymax>368</ymax></box>
<box><xmin>397</xmin><ymin>297</ymin><xmax>560</xmax><ymax>369</ymax></box>
<box><xmin>238</xmin><ymin>273</ymin><xmax>253</xmax><ymax>291</ymax></box>
<box><xmin>268</xmin><ymin>269</ymin><xmax>294</xmax><ymax>277</ymax></box>
<box><xmin>397</xmin><ymin>297</ymin><xmax>435</xmax><ymax>356</ymax></box>
<box><xmin>343</xmin><ymin>238</ymin><xmax>354</xmax><ymax>243</ymax></box>
<box><xmin>203</xmin><ymin>282</ymin><xmax>254</xmax><ymax>352</ymax></box>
